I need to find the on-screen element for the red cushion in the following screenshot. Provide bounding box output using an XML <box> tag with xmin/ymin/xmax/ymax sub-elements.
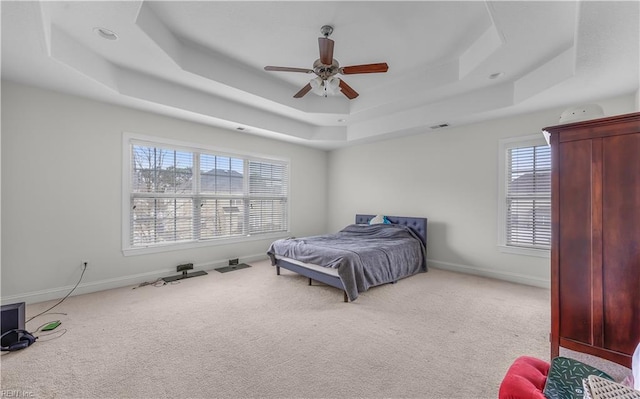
<box><xmin>499</xmin><ymin>356</ymin><xmax>550</xmax><ymax>399</ymax></box>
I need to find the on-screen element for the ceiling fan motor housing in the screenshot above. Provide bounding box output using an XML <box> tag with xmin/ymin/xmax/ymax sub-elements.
<box><xmin>313</xmin><ymin>59</ymin><xmax>340</xmax><ymax>80</ymax></box>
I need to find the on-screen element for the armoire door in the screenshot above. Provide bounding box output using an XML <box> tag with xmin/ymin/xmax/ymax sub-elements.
<box><xmin>601</xmin><ymin>131</ymin><xmax>640</xmax><ymax>355</ymax></box>
<box><xmin>557</xmin><ymin>138</ymin><xmax>595</xmax><ymax>346</ymax></box>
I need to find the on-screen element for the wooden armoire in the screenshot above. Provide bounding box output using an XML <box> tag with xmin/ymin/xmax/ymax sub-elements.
<box><xmin>544</xmin><ymin>112</ymin><xmax>640</xmax><ymax>368</ymax></box>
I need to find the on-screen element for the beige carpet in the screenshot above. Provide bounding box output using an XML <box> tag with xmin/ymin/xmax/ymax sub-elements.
<box><xmin>0</xmin><ymin>260</ymin><xmax>620</xmax><ymax>398</ymax></box>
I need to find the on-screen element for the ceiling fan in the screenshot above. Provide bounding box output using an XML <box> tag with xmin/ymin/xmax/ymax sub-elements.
<box><xmin>264</xmin><ymin>25</ymin><xmax>389</xmax><ymax>100</ymax></box>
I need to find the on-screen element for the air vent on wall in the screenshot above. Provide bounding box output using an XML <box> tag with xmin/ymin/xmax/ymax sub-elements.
<box><xmin>430</xmin><ymin>123</ymin><xmax>450</xmax><ymax>129</ymax></box>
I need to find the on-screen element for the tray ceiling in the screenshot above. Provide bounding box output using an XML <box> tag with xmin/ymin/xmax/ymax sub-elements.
<box><xmin>1</xmin><ymin>1</ymin><xmax>638</xmax><ymax>149</ymax></box>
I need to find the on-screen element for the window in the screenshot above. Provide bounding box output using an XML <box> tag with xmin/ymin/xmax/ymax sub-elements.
<box><xmin>498</xmin><ymin>134</ymin><xmax>551</xmax><ymax>256</ymax></box>
<box><xmin>123</xmin><ymin>134</ymin><xmax>288</xmax><ymax>254</ymax></box>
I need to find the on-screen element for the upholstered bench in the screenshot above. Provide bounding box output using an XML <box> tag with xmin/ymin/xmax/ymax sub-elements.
<box><xmin>499</xmin><ymin>356</ymin><xmax>614</xmax><ymax>399</ymax></box>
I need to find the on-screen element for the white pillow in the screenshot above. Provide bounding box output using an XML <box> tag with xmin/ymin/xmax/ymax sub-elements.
<box><xmin>369</xmin><ymin>215</ymin><xmax>388</xmax><ymax>225</ymax></box>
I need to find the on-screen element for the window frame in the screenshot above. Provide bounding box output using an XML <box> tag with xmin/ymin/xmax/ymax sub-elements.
<box><xmin>122</xmin><ymin>133</ymin><xmax>290</xmax><ymax>256</ymax></box>
<box><xmin>497</xmin><ymin>133</ymin><xmax>551</xmax><ymax>258</ymax></box>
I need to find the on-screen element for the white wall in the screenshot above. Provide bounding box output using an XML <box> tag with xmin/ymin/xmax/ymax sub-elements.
<box><xmin>1</xmin><ymin>81</ymin><xmax>328</xmax><ymax>303</ymax></box>
<box><xmin>2</xmin><ymin>80</ymin><xmax>636</xmax><ymax>304</ymax></box>
<box><xmin>326</xmin><ymin>94</ymin><xmax>637</xmax><ymax>288</ymax></box>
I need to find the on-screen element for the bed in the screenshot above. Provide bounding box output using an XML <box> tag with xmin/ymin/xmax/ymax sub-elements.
<box><xmin>267</xmin><ymin>214</ymin><xmax>427</xmax><ymax>302</ymax></box>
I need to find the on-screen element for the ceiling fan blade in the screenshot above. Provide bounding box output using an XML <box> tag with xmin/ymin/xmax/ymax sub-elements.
<box><xmin>264</xmin><ymin>66</ymin><xmax>314</xmax><ymax>74</ymax></box>
<box><xmin>340</xmin><ymin>63</ymin><xmax>389</xmax><ymax>74</ymax></box>
<box><xmin>338</xmin><ymin>79</ymin><xmax>359</xmax><ymax>99</ymax></box>
<box><xmin>293</xmin><ymin>83</ymin><xmax>313</xmax><ymax>98</ymax></box>
<box><xmin>318</xmin><ymin>37</ymin><xmax>334</xmax><ymax>65</ymax></box>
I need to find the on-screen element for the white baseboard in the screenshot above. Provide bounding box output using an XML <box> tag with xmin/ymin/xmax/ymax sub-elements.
<box><xmin>4</xmin><ymin>255</ymin><xmax>547</xmax><ymax>304</ymax></box>
<box><xmin>427</xmin><ymin>259</ymin><xmax>550</xmax><ymax>289</ymax></box>
<box><xmin>1</xmin><ymin>253</ymin><xmax>269</xmax><ymax>305</ymax></box>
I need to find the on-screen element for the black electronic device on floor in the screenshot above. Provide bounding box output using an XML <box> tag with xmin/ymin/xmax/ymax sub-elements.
<box><xmin>162</xmin><ymin>263</ymin><xmax>207</xmax><ymax>283</ymax></box>
<box><xmin>1</xmin><ymin>302</ymin><xmax>36</xmax><ymax>351</ymax></box>
<box><xmin>1</xmin><ymin>302</ymin><xmax>25</xmax><ymax>348</ymax></box>
<box><xmin>215</xmin><ymin>263</ymin><xmax>251</xmax><ymax>273</ymax></box>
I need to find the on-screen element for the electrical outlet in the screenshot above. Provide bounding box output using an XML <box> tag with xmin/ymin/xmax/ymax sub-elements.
<box><xmin>82</xmin><ymin>260</ymin><xmax>89</xmax><ymax>269</ymax></box>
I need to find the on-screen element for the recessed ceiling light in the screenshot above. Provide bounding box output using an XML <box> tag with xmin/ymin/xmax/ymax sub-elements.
<box><xmin>337</xmin><ymin>119</ymin><xmax>346</xmax><ymax>123</ymax></box>
<box><xmin>94</xmin><ymin>27</ymin><xmax>118</xmax><ymax>41</ymax></box>
<box><xmin>489</xmin><ymin>72</ymin><xmax>504</xmax><ymax>80</ymax></box>
<box><xmin>236</xmin><ymin>127</ymin><xmax>246</xmax><ymax>131</ymax></box>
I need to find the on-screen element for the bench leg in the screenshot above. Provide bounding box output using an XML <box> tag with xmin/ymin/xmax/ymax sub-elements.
<box><xmin>276</xmin><ymin>266</ymin><xmax>280</xmax><ymax>275</ymax></box>
<box><xmin>344</xmin><ymin>291</ymin><xmax>348</xmax><ymax>302</ymax></box>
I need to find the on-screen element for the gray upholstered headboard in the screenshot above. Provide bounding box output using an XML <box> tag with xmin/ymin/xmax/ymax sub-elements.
<box><xmin>355</xmin><ymin>214</ymin><xmax>428</xmax><ymax>248</ymax></box>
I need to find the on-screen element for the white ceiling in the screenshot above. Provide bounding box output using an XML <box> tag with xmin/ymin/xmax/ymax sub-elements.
<box><xmin>2</xmin><ymin>1</ymin><xmax>638</xmax><ymax>150</ymax></box>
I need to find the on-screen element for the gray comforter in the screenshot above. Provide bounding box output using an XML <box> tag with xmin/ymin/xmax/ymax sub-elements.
<box><xmin>267</xmin><ymin>223</ymin><xmax>426</xmax><ymax>301</ymax></box>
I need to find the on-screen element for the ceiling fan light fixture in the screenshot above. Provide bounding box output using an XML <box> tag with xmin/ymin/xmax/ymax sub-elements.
<box><xmin>310</xmin><ymin>76</ymin><xmax>341</xmax><ymax>97</ymax></box>
<box><xmin>327</xmin><ymin>76</ymin><xmax>340</xmax><ymax>91</ymax></box>
<box><xmin>310</xmin><ymin>76</ymin><xmax>323</xmax><ymax>91</ymax></box>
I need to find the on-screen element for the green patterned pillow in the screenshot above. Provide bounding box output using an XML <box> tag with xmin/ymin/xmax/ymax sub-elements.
<box><xmin>543</xmin><ymin>357</ymin><xmax>613</xmax><ymax>399</ymax></box>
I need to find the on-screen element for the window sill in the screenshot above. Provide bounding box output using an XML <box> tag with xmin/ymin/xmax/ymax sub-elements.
<box><xmin>123</xmin><ymin>231</ymin><xmax>289</xmax><ymax>257</ymax></box>
<box><xmin>498</xmin><ymin>245</ymin><xmax>550</xmax><ymax>258</ymax></box>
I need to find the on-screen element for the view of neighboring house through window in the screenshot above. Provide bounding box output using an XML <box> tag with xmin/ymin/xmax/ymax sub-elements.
<box><xmin>506</xmin><ymin>144</ymin><xmax>551</xmax><ymax>249</ymax></box>
<box><xmin>124</xmin><ymin>135</ymin><xmax>288</xmax><ymax>253</ymax></box>
<box><xmin>498</xmin><ymin>135</ymin><xmax>551</xmax><ymax>255</ymax></box>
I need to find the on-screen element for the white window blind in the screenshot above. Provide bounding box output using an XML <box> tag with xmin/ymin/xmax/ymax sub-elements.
<box><xmin>126</xmin><ymin>138</ymin><xmax>288</xmax><ymax>251</ymax></box>
<box><xmin>249</xmin><ymin>161</ymin><xmax>288</xmax><ymax>234</ymax></box>
<box><xmin>505</xmin><ymin>144</ymin><xmax>551</xmax><ymax>250</ymax></box>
